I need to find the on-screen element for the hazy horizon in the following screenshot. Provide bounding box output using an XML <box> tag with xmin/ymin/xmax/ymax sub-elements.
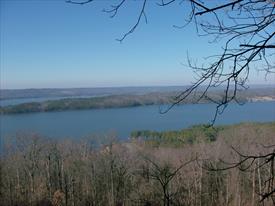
<box><xmin>1</xmin><ymin>83</ymin><xmax>275</xmax><ymax>91</ymax></box>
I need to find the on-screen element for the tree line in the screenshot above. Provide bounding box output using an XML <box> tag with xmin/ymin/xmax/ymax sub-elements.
<box><xmin>1</xmin><ymin>88</ymin><xmax>274</xmax><ymax>114</ymax></box>
<box><xmin>1</xmin><ymin>122</ymin><xmax>274</xmax><ymax>206</ymax></box>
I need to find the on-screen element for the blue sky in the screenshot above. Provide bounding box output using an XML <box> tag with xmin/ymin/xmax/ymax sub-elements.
<box><xmin>1</xmin><ymin>0</ymin><xmax>274</xmax><ymax>89</ymax></box>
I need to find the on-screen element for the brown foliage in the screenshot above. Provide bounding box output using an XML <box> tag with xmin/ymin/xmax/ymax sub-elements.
<box><xmin>0</xmin><ymin>122</ymin><xmax>274</xmax><ymax>205</ymax></box>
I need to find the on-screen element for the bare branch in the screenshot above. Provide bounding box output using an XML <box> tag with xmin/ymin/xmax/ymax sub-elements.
<box><xmin>66</xmin><ymin>0</ymin><xmax>95</xmax><ymax>5</ymax></box>
<box><xmin>116</xmin><ymin>0</ymin><xmax>148</xmax><ymax>42</ymax></box>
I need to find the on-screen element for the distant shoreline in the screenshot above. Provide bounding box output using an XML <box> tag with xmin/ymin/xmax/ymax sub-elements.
<box><xmin>0</xmin><ymin>86</ymin><xmax>189</xmax><ymax>100</ymax></box>
<box><xmin>1</xmin><ymin>89</ymin><xmax>274</xmax><ymax>115</ymax></box>
<box><xmin>248</xmin><ymin>96</ymin><xmax>275</xmax><ymax>102</ymax></box>
<box><xmin>1</xmin><ymin>85</ymin><xmax>274</xmax><ymax>100</ymax></box>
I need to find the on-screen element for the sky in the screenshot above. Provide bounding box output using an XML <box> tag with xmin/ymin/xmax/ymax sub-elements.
<box><xmin>1</xmin><ymin>0</ymin><xmax>274</xmax><ymax>89</ymax></box>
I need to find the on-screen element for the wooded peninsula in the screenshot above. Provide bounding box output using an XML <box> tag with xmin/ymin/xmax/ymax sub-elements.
<box><xmin>1</xmin><ymin>88</ymin><xmax>274</xmax><ymax>114</ymax></box>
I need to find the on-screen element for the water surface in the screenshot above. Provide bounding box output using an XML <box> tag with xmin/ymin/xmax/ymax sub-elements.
<box><xmin>1</xmin><ymin>102</ymin><xmax>274</xmax><ymax>140</ymax></box>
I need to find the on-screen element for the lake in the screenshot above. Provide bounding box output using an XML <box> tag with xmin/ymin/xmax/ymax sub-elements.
<box><xmin>1</xmin><ymin>102</ymin><xmax>275</xmax><ymax>140</ymax></box>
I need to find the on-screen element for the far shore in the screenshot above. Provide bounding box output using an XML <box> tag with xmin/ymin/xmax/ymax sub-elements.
<box><xmin>0</xmin><ymin>88</ymin><xmax>275</xmax><ymax>115</ymax></box>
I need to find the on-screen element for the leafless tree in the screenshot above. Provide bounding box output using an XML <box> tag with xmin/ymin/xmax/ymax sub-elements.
<box><xmin>66</xmin><ymin>0</ymin><xmax>275</xmax><ymax>124</ymax></box>
<box><xmin>204</xmin><ymin>145</ymin><xmax>275</xmax><ymax>204</ymax></box>
<box><xmin>66</xmin><ymin>0</ymin><xmax>275</xmax><ymax>202</ymax></box>
<box><xmin>144</xmin><ymin>157</ymin><xmax>194</xmax><ymax>206</ymax></box>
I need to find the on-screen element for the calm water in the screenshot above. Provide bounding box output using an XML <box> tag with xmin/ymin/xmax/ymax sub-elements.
<box><xmin>1</xmin><ymin>102</ymin><xmax>275</xmax><ymax>140</ymax></box>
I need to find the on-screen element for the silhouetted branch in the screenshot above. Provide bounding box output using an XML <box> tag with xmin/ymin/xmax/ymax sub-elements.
<box><xmin>194</xmin><ymin>0</ymin><xmax>243</xmax><ymax>16</ymax></box>
<box><xmin>102</xmin><ymin>0</ymin><xmax>127</xmax><ymax>18</ymax></box>
<box><xmin>204</xmin><ymin>145</ymin><xmax>275</xmax><ymax>202</ymax></box>
<box><xmin>240</xmin><ymin>44</ymin><xmax>275</xmax><ymax>48</ymax></box>
<box><xmin>67</xmin><ymin>1</ymin><xmax>275</xmax><ymax>115</ymax></box>
<box><xmin>116</xmin><ymin>0</ymin><xmax>148</xmax><ymax>42</ymax></box>
<box><xmin>66</xmin><ymin>0</ymin><xmax>94</xmax><ymax>5</ymax></box>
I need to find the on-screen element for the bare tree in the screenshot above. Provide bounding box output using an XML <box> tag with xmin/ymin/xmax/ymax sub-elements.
<box><xmin>203</xmin><ymin>144</ymin><xmax>275</xmax><ymax>204</ymax></box>
<box><xmin>66</xmin><ymin>0</ymin><xmax>274</xmax><ymax>123</ymax></box>
<box><xmin>141</xmin><ymin>157</ymin><xmax>194</xmax><ymax>206</ymax></box>
<box><xmin>66</xmin><ymin>0</ymin><xmax>275</xmax><ymax>203</ymax></box>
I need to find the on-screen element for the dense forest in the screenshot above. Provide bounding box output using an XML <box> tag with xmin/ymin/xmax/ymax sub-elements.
<box><xmin>1</xmin><ymin>88</ymin><xmax>274</xmax><ymax>114</ymax></box>
<box><xmin>1</xmin><ymin>122</ymin><xmax>274</xmax><ymax>206</ymax></box>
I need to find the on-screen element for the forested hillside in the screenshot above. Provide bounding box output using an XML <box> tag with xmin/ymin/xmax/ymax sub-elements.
<box><xmin>1</xmin><ymin>122</ymin><xmax>274</xmax><ymax>206</ymax></box>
